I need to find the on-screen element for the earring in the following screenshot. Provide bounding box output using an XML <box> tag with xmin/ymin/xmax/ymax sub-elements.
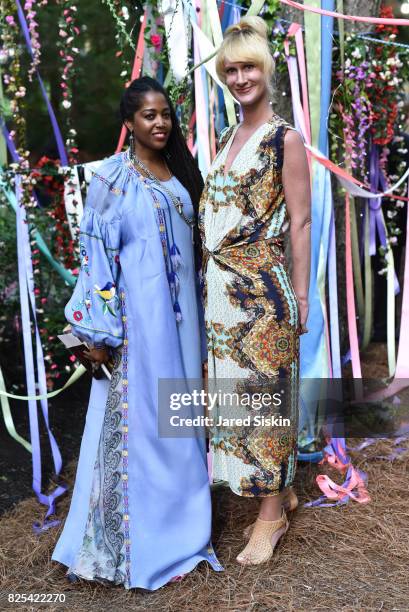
<box><xmin>129</xmin><ymin>130</ymin><xmax>135</xmax><ymax>158</ymax></box>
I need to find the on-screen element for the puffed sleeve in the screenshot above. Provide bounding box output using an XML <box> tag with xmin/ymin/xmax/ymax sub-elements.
<box><xmin>64</xmin><ymin>182</ymin><xmax>124</xmax><ymax>348</ymax></box>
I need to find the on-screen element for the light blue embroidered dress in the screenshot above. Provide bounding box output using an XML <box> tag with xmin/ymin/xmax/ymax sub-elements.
<box><xmin>52</xmin><ymin>151</ymin><xmax>222</xmax><ymax>590</ymax></box>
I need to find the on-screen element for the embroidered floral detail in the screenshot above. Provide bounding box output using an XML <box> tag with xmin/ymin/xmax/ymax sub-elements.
<box><xmin>73</xmin><ymin>310</ymin><xmax>83</xmax><ymax>321</ymax></box>
<box><xmin>93</xmin><ymin>282</ymin><xmax>120</xmax><ymax>317</ymax></box>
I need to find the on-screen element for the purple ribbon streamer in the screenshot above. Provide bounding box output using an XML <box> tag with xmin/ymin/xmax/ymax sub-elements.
<box><xmin>14</xmin><ymin>0</ymin><xmax>68</xmax><ymax>166</ymax></box>
<box><xmin>15</xmin><ymin>177</ymin><xmax>66</xmax><ymax>532</ymax></box>
<box><xmin>1</xmin><ymin>122</ymin><xmax>19</xmax><ymax>163</ymax></box>
<box><xmin>369</xmin><ymin>146</ymin><xmax>387</xmax><ymax>251</ymax></box>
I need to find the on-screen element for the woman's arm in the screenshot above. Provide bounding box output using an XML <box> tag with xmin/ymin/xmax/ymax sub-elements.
<box><xmin>282</xmin><ymin>129</ymin><xmax>311</xmax><ymax>331</ymax></box>
<box><xmin>65</xmin><ymin>204</ymin><xmax>124</xmax><ymax>361</ymax></box>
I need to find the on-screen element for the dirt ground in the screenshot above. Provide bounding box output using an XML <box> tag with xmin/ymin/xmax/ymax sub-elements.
<box><xmin>0</xmin><ymin>344</ymin><xmax>408</xmax><ymax>611</ymax></box>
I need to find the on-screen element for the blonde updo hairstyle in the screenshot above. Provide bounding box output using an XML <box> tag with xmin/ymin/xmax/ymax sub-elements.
<box><xmin>216</xmin><ymin>16</ymin><xmax>275</xmax><ymax>98</ymax></box>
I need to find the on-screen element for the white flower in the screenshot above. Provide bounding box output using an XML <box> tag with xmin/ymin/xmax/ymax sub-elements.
<box><xmin>389</xmin><ymin>236</ymin><xmax>398</xmax><ymax>245</ymax></box>
<box><xmin>351</xmin><ymin>48</ymin><xmax>361</xmax><ymax>59</ymax></box>
<box><xmin>62</xmin><ymin>99</ymin><xmax>71</xmax><ymax>109</ymax></box>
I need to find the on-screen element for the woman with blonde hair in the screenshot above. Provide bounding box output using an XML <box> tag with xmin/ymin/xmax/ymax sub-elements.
<box><xmin>200</xmin><ymin>16</ymin><xmax>311</xmax><ymax>565</ymax></box>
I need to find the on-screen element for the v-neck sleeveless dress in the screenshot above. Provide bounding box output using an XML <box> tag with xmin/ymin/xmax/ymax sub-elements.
<box><xmin>199</xmin><ymin>115</ymin><xmax>301</xmax><ymax>497</ymax></box>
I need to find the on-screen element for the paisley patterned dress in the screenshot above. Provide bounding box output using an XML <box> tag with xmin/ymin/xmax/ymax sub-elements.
<box><xmin>199</xmin><ymin>115</ymin><xmax>301</xmax><ymax>497</ymax></box>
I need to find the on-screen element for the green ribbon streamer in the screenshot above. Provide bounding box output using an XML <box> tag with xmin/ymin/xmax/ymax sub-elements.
<box><xmin>362</xmin><ymin>201</ymin><xmax>372</xmax><ymax>350</ymax></box>
<box><xmin>0</xmin><ymin>182</ymin><xmax>76</xmax><ymax>286</ymax></box>
<box><xmin>304</xmin><ymin>0</ymin><xmax>321</xmax><ymax>148</ymax></box>
<box><xmin>0</xmin><ymin>364</ymin><xmax>86</xmax><ymax>402</ymax></box>
<box><xmin>337</xmin><ymin>0</ymin><xmax>345</xmax><ymax>67</ymax></box>
<box><xmin>0</xmin><ymin>361</ymin><xmax>86</xmax><ymax>454</ymax></box>
<box><xmin>246</xmin><ymin>0</ymin><xmax>265</xmax><ymax>16</ymax></box>
<box><xmin>0</xmin><ymin>365</ymin><xmax>32</xmax><ymax>453</ymax></box>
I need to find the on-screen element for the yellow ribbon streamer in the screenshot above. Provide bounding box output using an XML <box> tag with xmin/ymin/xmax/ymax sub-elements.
<box><xmin>0</xmin><ymin>365</ymin><xmax>32</xmax><ymax>453</ymax></box>
<box><xmin>0</xmin><ymin>364</ymin><xmax>86</xmax><ymax>402</ymax></box>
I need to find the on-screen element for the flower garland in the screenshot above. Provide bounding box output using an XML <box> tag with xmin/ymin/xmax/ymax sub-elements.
<box><xmin>333</xmin><ymin>39</ymin><xmax>374</xmax><ymax>181</ymax></box>
<box><xmin>329</xmin><ymin>4</ymin><xmax>409</xmax><ymax>273</ymax></box>
<box><xmin>1</xmin><ymin>2</ymin><xmax>28</xmax><ymax>165</ymax></box>
<box><xmin>370</xmin><ymin>6</ymin><xmax>402</xmax><ymax>148</ymax></box>
<box><xmin>56</xmin><ymin>0</ymin><xmax>80</xmax><ymax>165</ymax></box>
<box><xmin>101</xmin><ymin>0</ymin><xmax>137</xmax><ymax>81</ymax></box>
<box><xmin>23</xmin><ymin>0</ymin><xmax>48</xmax><ymax>81</ymax></box>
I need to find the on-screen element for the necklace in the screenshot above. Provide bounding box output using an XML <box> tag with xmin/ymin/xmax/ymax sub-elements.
<box><xmin>130</xmin><ymin>149</ymin><xmax>195</xmax><ymax>230</ymax></box>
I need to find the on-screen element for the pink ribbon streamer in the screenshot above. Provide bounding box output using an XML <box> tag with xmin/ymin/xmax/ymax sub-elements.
<box><xmin>345</xmin><ymin>193</ymin><xmax>362</xmax><ymax>378</ymax></box>
<box><xmin>280</xmin><ymin>0</ymin><xmax>409</xmax><ymax>26</ymax></box>
<box><xmin>305</xmin><ymin>439</ymin><xmax>370</xmax><ymax>506</ymax></box>
<box><xmin>286</xmin><ymin>23</ymin><xmax>311</xmax><ymax>146</ymax></box>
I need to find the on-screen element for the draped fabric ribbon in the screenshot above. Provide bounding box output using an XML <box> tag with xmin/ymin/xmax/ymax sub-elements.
<box><xmin>15</xmin><ymin>0</ymin><xmax>68</xmax><ymax>166</ymax></box>
<box><xmin>362</xmin><ymin>180</ymin><xmax>409</xmax><ymax>402</ymax></box>
<box><xmin>0</xmin><ymin>173</ymin><xmax>76</xmax><ymax>286</ymax></box>
<box><xmin>301</xmin><ymin>0</ymin><xmax>331</xmax><ymax>381</ymax></box>
<box><xmin>280</xmin><ymin>0</ymin><xmax>409</xmax><ymax>26</ymax></box>
<box><xmin>0</xmin><ymin>365</ymin><xmax>86</xmax><ymax>402</ymax></box>
<box><xmin>369</xmin><ymin>146</ymin><xmax>397</xmax><ymax>376</ymax></box>
<box><xmin>285</xmin><ymin>3</ymin><xmax>370</xmax><ymax>504</ymax></box>
<box><xmin>0</xmin><ymin>365</ymin><xmax>32</xmax><ymax>453</ymax></box>
<box><xmin>284</xmin><ymin>6</ymin><xmax>330</xmax><ymax>458</ymax></box>
<box><xmin>306</xmin><ymin>143</ymin><xmax>409</xmax><ymax>201</ymax></box>
<box><xmin>345</xmin><ymin>193</ymin><xmax>362</xmax><ymax>379</ymax></box>
<box><xmin>190</xmin><ymin>0</ymin><xmax>211</xmax><ymax>175</ymax></box>
<box><xmin>160</xmin><ymin>0</ymin><xmax>189</xmax><ymax>82</ymax></box>
<box><xmin>115</xmin><ymin>9</ymin><xmax>147</xmax><ymax>153</ymax></box>
<box><xmin>305</xmin><ymin>438</ymin><xmax>370</xmax><ymax>507</ymax></box>
<box><xmin>15</xmin><ymin>177</ymin><xmax>66</xmax><ymax>532</ymax></box>
<box><xmin>206</xmin><ymin>0</ymin><xmax>236</xmax><ymax>127</ymax></box>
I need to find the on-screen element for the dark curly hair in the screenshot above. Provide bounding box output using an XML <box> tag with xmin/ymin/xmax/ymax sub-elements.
<box><xmin>120</xmin><ymin>77</ymin><xmax>203</xmax><ymax>271</ymax></box>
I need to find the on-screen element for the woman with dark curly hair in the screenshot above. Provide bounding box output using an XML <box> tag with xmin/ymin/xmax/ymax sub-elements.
<box><xmin>52</xmin><ymin>76</ymin><xmax>222</xmax><ymax>590</ymax></box>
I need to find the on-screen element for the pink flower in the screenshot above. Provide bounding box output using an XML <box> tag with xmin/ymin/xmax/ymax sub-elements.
<box><xmin>150</xmin><ymin>34</ymin><xmax>161</xmax><ymax>49</ymax></box>
<box><xmin>69</xmin><ymin>354</ymin><xmax>77</xmax><ymax>362</ymax></box>
<box><xmin>73</xmin><ymin>310</ymin><xmax>83</xmax><ymax>321</ymax></box>
<box><xmin>6</xmin><ymin>15</ymin><xmax>16</xmax><ymax>26</ymax></box>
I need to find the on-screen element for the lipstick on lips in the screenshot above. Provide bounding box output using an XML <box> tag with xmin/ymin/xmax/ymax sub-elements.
<box><xmin>152</xmin><ymin>131</ymin><xmax>167</xmax><ymax>141</ymax></box>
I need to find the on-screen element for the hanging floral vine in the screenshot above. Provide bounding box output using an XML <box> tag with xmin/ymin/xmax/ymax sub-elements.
<box><xmin>56</xmin><ymin>0</ymin><xmax>80</xmax><ymax>165</ymax></box>
<box><xmin>24</xmin><ymin>0</ymin><xmax>48</xmax><ymax>81</ymax></box>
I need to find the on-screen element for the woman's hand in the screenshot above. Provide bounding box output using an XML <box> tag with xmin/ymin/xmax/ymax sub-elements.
<box><xmin>83</xmin><ymin>346</ymin><xmax>110</xmax><ymax>367</ymax></box>
<box><xmin>297</xmin><ymin>296</ymin><xmax>309</xmax><ymax>334</ymax></box>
